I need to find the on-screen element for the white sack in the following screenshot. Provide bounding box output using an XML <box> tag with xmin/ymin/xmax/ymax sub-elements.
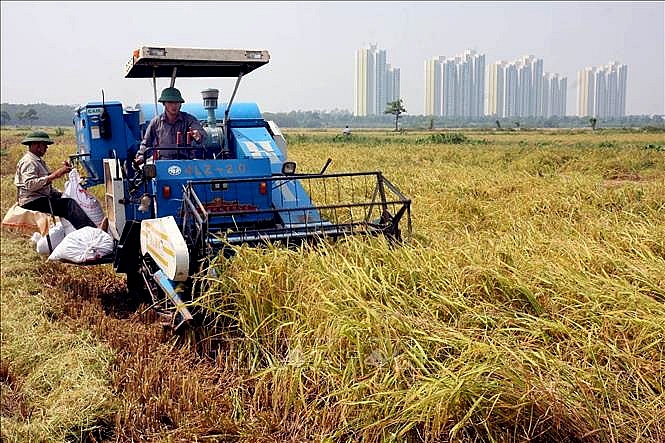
<box><xmin>60</xmin><ymin>218</ymin><xmax>75</xmax><ymax>233</ymax></box>
<box><xmin>33</xmin><ymin>222</ymin><xmax>75</xmax><ymax>255</ymax></box>
<box><xmin>48</xmin><ymin>226</ymin><xmax>114</xmax><ymax>263</ymax></box>
<box><xmin>30</xmin><ymin>232</ymin><xmax>42</xmax><ymax>244</ymax></box>
<box><xmin>63</xmin><ymin>169</ymin><xmax>105</xmax><ymax>227</ymax></box>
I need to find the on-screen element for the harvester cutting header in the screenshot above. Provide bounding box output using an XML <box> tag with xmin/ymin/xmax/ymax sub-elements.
<box><xmin>70</xmin><ymin>46</ymin><xmax>411</xmax><ymax>328</ymax></box>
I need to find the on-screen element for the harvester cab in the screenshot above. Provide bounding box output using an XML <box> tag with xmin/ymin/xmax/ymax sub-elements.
<box><xmin>71</xmin><ymin>46</ymin><xmax>411</xmax><ymax>329</ymax></box>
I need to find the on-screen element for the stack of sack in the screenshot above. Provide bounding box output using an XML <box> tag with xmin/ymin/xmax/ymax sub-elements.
<box><xmin>29</xmin><ymin>169</ymin><xmax>114</xmax><ymax>264</ymax></box>
<box><xmin>30</xmin><ymin>221</ymin><xmax>114</xmax><ymax>264</ymax></box>
<box><xmin>42</xmin><ymin>226</ymin><xmax>114</xmax><ymax>263</ymax></box>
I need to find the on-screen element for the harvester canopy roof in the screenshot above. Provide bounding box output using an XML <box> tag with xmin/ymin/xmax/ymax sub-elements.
<box><xmin>124</xmin><ymin>46</ymin><xmax>270</xmax><ymax>78</ymax></box>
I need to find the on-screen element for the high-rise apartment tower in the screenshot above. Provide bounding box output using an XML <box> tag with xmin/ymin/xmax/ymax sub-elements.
<box><xmin>354</xmin><ymin>45</ymin><xmax>400</xmax><ymax>116</ymax></box>
<box><xmin>487</xmin><ymin>56</ymin><xmax>566</xmax><ymax>118</ymax></box>
<box><xmin>577</xmin><ymin>62</ymin><xmax>627</xmax><ymax>118</ymax></box>
<box><xmin>423</xmin><ymin>50</ymin><xmax>485</xmax><ymax>118</ymax></box>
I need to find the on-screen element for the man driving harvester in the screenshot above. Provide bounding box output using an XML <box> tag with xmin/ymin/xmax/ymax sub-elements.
<box><xmin>134</xmin><ymin>87</ymin><xmax>205</xmax><ymax>164</ymax></box>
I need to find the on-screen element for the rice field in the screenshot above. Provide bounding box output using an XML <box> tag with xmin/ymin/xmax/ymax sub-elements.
<box><xmin>1</xmin><ymin>127</ymin><xmax>664</xmax><ymax>442</ymax></box>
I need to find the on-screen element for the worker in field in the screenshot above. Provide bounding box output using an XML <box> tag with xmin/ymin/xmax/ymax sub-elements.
<box><xmin>135</xmin><ymin>87</ymin><xmax>205</xmax><ymax>164</ymax></box>
<box><xmin>342</xmin><ymin>125</ymin><xmax>352</xmax><ymax>137</ymax></box>
<box><xmin>14</xmin><ymin>131</ymin><xmax>96</xmax><ymax>230</ymax></box>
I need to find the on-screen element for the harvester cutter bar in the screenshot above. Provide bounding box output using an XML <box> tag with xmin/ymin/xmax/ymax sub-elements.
<box><xmin>181</xmin><ymin>170</ymin><xmax>411</xmax><ymax>253</ymax></box>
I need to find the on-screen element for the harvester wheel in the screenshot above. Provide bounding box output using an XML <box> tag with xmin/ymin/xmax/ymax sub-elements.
<box><xmin>126</xmin><ymin>270</ymin><xmax>151</xmax><ymax>305</ymax></box>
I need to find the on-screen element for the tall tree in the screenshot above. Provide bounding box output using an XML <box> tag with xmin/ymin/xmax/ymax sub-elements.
<box><xmin>25</xmin><ymin>108</ymin><xmax>39</xmax><ymax>125</ymax></box>
<box><xmin>384</xmin><ymin>99</ymin><xmax>406</xmax><ymax>132</ymax></box>
<box><xmin>16</xmin><ymin>108</ymin><xmax>38</xmax><ymax>126</ymax></box>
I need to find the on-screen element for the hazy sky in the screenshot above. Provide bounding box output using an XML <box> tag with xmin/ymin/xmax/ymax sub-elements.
<box><xmin>2</xmin><ymin>1</ymin><xmax>663</xmax><ymax>116</ymax></box>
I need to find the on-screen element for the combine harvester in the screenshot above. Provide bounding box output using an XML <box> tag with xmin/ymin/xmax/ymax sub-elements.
<box><xmin>70</xmin><ymin>46</ymin><xmax>411</xmax><ymax>329</ymax></box>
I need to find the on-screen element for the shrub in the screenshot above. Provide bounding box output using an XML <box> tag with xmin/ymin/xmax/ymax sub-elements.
<box><xmin>416</xmin><ymin>132</ymin><xmax>468</xmax><ymax>144</ymax></box>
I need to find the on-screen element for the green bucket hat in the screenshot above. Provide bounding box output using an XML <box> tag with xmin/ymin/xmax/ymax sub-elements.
<box><xmin>21</xmin><ymin>131</ymin><xmax>54</xmax><ymax>146</ymax></box>
<box><xmin>158</xmin><ymin>87</ymin><xmax>185</xmax><ymax>103</ymax></box>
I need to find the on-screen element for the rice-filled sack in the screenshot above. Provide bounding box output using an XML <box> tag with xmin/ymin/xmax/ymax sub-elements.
<box><xmin>48</xmin><ymin>226</ymin><xmax>114</xmax><ymax>263</ymax></box>
<box><xmin>63</xmin><ymin>169</ymin><xmax>105</xmax><ymax>227</ymax></box>
<box><xmin>33</xmin><ymin>221</ymin><xmax>76</xmax><ymax>255</ymax></box>
<box><xmin>2</xmin><ymin>203</ymin><xmax>52</xmax><ymax>236</ymax></box>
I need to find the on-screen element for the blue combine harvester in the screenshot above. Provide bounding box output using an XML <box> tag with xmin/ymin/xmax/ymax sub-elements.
<box><xmin>71</xmin><ymin>46</ymin><xmax>411</xmax><ymax>329</ymax></box>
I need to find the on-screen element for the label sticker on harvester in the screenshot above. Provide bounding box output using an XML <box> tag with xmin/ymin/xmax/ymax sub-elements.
<box><xmin>243</xmin><ymin>141</ymin><xmax>263</xmax><ymax>158</ymax></box>
<box><xmin>91</xmin><ymin>126</ymin><xmax>100</xmax><ymax>139</ymax></box>
<box><xmin>87</xmin><ymin>107</ymin><xmax>104</xmax><ymax>116</ymax></box>
<box><xmin>258</xmin><ymin>141</ymin><xmax>279</xmax><ymax>161</ymax></box>
<box><xmin>168</xmin><ymin>165</ymin><xmax>182</xmax><ymax>176</ymax></box>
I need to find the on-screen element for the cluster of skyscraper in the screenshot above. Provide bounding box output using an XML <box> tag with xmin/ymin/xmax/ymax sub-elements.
<box><xmin>425</xmin><ymin>50</ymin><xmax>486</xmax><ymax>118</ymax></box>
<box><xmin>576</xmin><ymin>62</ymin><xmax>628</xmax><ymax>118</ymax></box>
<box><xmin>353</xmin><ymin>44</ymin><xmax>401</xmax><ymax>116</ymax></box>
<box><xmin>353</xmin><ymin>45</ymin><xmax>628</xmax><ymax>118</ymax></box>
<box><xmin>426</xmin><ymin>52</ymin><xmax>567</xmax><ymax>118</ymax></box>
<box><xmin>486</xmin><ymin>56</ymin><xmax>567</xmax><ymax>118</ymax></box>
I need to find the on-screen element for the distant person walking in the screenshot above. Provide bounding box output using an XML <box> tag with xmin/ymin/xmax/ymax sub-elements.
<box><xmin>14</xmin><ymin>131</ymin><xmax>96</xmax><ymax>229</ymax></box>
<box><xmin>342</xmin><ymin>125</ymin><xmax>352</xmax><ymax>138</ymax></box>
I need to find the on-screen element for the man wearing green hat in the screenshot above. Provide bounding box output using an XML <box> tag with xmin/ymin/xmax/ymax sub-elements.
<box><xmin>14</xmin><ymin>131</ymin><xmax>96</xmax><ymax>230</ymax></box>
<box><xmin>135</xmin><ymin>87</ymin><xmax>205</xmax><ymax>164</ymax></box>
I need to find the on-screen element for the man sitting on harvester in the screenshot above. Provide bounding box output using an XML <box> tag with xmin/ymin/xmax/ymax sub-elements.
<box><xmin>134</xmin><ymin>87</ymin><xmax>205</xmax><ymax>164</ymax></box>
<box><xmin>14</xmin><ymin>131</ymin><xmax>96</xmax><ymax>230</ymax></box>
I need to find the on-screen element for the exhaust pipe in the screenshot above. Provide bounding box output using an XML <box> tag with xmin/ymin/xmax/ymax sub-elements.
<box><xmin>201</xmin><ymin>88</ymin><xmax>219</xmax><ymax>127</ymax></box>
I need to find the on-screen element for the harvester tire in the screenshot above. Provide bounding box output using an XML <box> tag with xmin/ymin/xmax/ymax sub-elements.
<box><xmin>126</xmin><ymin>270</ymin><xmax>151</xmax><ymax>305</ymax></box>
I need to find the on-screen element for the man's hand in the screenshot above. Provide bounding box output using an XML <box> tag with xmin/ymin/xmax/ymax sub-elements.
<box><xmin>48</xmin><ymin>164</ymin><xmax>72</xmax><ymax>182</ymax></box>
<box><xmin>192</xmin><ymin>129</ymin><xmax>202</xmax><ymax>143</ymax></box>
<box><xmin>55</xmin><ymin>164</ymin><xmax>72</xmax><ymax>177</ymax></box>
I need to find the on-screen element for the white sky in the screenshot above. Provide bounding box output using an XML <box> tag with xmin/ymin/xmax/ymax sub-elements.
<box><xmin>1</xmin><ymin>1</ymin><xmax>663</xmax><ymax>116</ymax></box>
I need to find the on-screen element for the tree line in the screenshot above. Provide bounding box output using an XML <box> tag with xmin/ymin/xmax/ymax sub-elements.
<box><xmin>2</xmin><ymin>102</ymin><xmax>663</xmax><ymax>130</ymax></box>
<box><xmin>1</xmin><ymin>103</ymin><xmax>77</xmax><ymax>127</ymax></box>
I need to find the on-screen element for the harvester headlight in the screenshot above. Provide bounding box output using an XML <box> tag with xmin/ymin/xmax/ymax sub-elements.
<box><xmin>138</xmin><ymin>194</ymin><xmax>152</xmax><ymax>212</ymax></box>
<box><xmin>281</xmin><ymin>161</ymin><xmax>296</xmax><ymax>175</ymax></box>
